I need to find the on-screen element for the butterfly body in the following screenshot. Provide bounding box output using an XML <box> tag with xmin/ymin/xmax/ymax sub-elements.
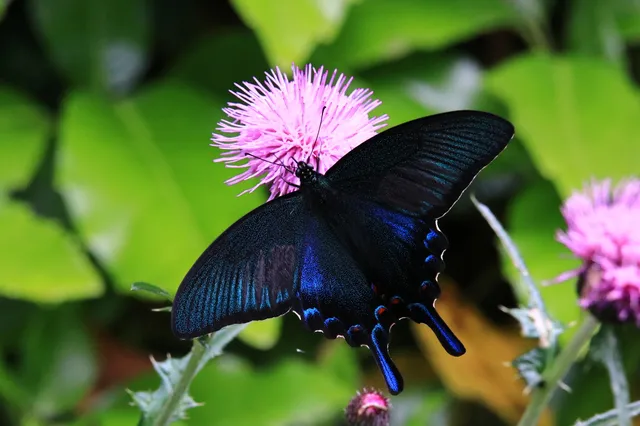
<box><xmin>172</xmin><ymin>111</ymin><xmax>515</xmax><ymax>395</ymax></box>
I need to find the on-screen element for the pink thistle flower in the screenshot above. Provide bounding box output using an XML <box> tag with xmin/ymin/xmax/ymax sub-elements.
<box><xmin>345</xmin><ymin>388</ymin><xmax>390</xmax><ymax>426</ymax></box>
<box><xmin>211</xmin><ymin>64</ymin><xmax>388</xmax><ymax>200</ymax></box>
<box><xmin>556</xmin><ymin>178</ymin><xmax>640</xmax><ymax>325</ymax></box>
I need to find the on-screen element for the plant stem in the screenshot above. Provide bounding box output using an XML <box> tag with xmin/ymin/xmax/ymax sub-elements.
<box><xmin>139</xmin><ymin>324</ymin><xmax>246</xmax><ymax>426</ymax></box>
<box><xmin>597</xmin><ymin>326</ymin><xmax>631</xmax><ymax>426</ymax></box>
<box><xmin>149</xmin><ymin>341</ymin><xmax>204</xmax><ymax>426</ymax></box>
<box><xmin>517</xmin><ymin>314</ymin><xmax>600</xmax><ymax>426</ymax></box>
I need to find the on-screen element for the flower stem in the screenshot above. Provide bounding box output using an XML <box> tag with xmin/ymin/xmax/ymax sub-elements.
<box><xmin>595</xmin><ymin>326</ymin><xmax>631</xmax><ymax>426</ymax></box>
<box><xmin>517</xmin><ymin>314</ymin><xmax>600</xmax><ymax>426</ymax></box>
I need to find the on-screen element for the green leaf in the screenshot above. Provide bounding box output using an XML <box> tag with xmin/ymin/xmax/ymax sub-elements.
<box><xmin>21</xmin><ymin>307</ymin><xmax>97</xmax><ymax>419</ymax></box>
<box><xmin>0</xmin><ymin>197</ymin><xmax>103</xmax><ymax>302</ymax></box>
<box><xmin>487</xmin><ymin>54</ymin><xmax>640</xmax><ymax>197</ymax></box>
<box><xmin>230</xmin><ymin>0</ymin><xmax>357</xmax><ymax>68</ymax></box>
<box><xmin>170</xmin><ymin>30</ymin><xmax>269</xmax><ymax>96</ymax></box>
<box><xmin>618</xmin><ymin>1</ymin><xmax>640</xmax><ymax>41</ymax></box>
<box><xmin>29</xmin><ymin>0</ymin><xmax>151</xmax><ymax>94</ymax></box>
<box><xmin>187</xmin><ymin>356</ymin><xmax>353</xmax><ymax>426</ymax></box>
<box><xmin>0</xmin><ymin>1</ymin><xmax>7</xmax><ymax>24</ymax></box>
<box><xmin>568</xmin><ymin>0</ymin><xmax>624</xmax><ymax>63</ymax></box>
<box><xmin>312</xmin><ymin>0</ymin><xmax>515</xmax><ymax>70</ymax></box>
<box><xmin>56</xmin><ymin>81</ymin><xmax>265</xmax><ymax>294</ymax></box>
<box><xmin>237</xmin><ymin>318</ymin><xmax>282</xmax><ymax>350</ymax></box>
<box><xmin>504</xmin><ymin>180</ymin><xmax>581</xmax><ymax>343</ymax></box>
<box><xmin>360</xmin><ymin>54</ymin><xmax>486</xmax><ymax>127</ymax></box>
<box><xmin>557</xmin><ymin>361</ymin><xmax>613</xmax><ymax>426</ymax></box>
<box><xmin>130</xmin><ymin>282</ymin><xmax>172</xmax><ymax>301</ymax></box>
<box><xmin>318</xmin><ymin>339</ymin><xmax>360</xmax><ymax>389</ymax></box>
<box><xmin>403</xmin><ymin>389</ymin><xmax>449</xmax><ymax>426</ymax></box>
<box><xmin>0</xmin><ymin>87</ymin><xmax>50</xmax><ymax>192</ymax></box>
<box><xmin>512</xmin><ymin>348</ymin><xmax>546</xmax><ymax>390</ymax></box>
<box><xmin>133</xmin><ymin>324</ymin><xmax>246</xmax><ymax>425</ymax></box>
<box><xmin>557</xmin><ymin>323</ymin><xmax>640</xmax><ymax>425</ymax></box>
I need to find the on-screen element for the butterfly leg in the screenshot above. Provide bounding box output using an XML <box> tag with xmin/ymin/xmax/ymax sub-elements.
<box><xmin>408</xmin><ymin>302</ymin><xmax>465</xmax><ymax>356</ymax></box>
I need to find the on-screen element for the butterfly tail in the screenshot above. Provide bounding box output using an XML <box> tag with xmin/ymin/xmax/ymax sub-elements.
<box><xmin>409</xmin><ymin>303</ymin><xmax>466</xmax><ymax>356</ymax></box>
<box><xmin>370</xmin><ymin>324</ymin><xmax>404</xmax><ymax>395</ymax></box>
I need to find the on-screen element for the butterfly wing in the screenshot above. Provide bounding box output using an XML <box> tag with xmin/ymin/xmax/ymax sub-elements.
<box><xmin>314</xmin><ymin>111</ymin><xmax>513</xmax><ymax>378</ymax></box>
<box><xmin>294</xmin><ymin>211</ymin><xmax>404</xmax><ymax>394</ymax></box>
<box><xmin>172</xmin><ymin>192</ymin><xmax>304</xmax><ymax>339</ymax></box>
<box><xmin>314</xmin><ymin>193</ymin><xmax>465</xmax><ymax>357</ymax></box>
<box><xmin>325</xmin><ymin>110</ymin><xmax>514</xmax><ymax>218</ymax></box>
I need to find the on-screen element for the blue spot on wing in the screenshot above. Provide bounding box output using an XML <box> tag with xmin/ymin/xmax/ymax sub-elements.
<box><xmin>369</xmin><ymin>206</ymin><xmax>417</xmax><ymax>243</ymax></box>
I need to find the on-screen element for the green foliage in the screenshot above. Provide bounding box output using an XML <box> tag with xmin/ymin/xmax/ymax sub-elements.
<box><xmin>188</xmin><ymin>356</ymin><xmax>355</xmax><ymax>425</ymax></box>
<box><xmin>2</xmin><ymin>0</ymin><xmax>640</xmax><ymax>425</ymax></box>
<box><xmin>29</xmin><ymin>0</ymin><xmax>151</xmax><ymax>94</ymax></box>
<box><xmin>237</xmin><ymin>318</ymin><xmax>282</xmax><ymax>350</ymax></box>
<box><xmin>488</xmin><ymin>55</ymin><xmax>640</xmax><ymax>197</ymax></box>
<box><xmin>56</xmin><ymin>81</ymin><xmax>264</xmax><ymax>294</ymax></box>
<box><xmin>0</xmin><ymin>87</ymin><xmax>50</xmax><ymax>191</ymax></box>
<box><xmin>0</xmin><ymin>198</ymin><xmax>103</xmax><ymax>302</ymax></box>
<box><xmin>503</xmin><ymin>181</ymin><xmax>581</xmax><ymax>342</ymax></box>
<box><xmin>133</xmin><ymin>325</ymin><xmax>246</xmax><ymax>425</ymax></box>
<box><xmin>361</xmin><ymin>54</ymin><xmax>486</xmax><ymax>127</ymax></box>
<box><xmin>169</xmin><ymin>31</ymin><xmax>269</xmax><ymax>97</ymax></box>
<box><xmin>312</xmin><ymin>0</ymin><xmax>516</xmax><ymax>69</ymax></box>
<box><xmin>20</xmin><ymin>307</ymin><xmax>97</xmax><ymax>420</ymax></box>
<box><xmin>230</xmin><ymin>0</ymin><xmax>357</xmax><ymax>68</ymax></box>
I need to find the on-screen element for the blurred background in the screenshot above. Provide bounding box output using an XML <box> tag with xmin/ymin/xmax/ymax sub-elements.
<box><xmin>1</xmin><ymin>0</ymin><xmax>640</xmax><ymax>425</ymax></box>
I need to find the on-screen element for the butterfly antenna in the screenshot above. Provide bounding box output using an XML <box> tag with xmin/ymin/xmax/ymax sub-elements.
<box><xmin>245</xmin><ymin>153</ymin><xmax>295</xmax><ymax>174</ymax></box>
<box><xmin>314</xmin><ymin>106</ymin><xmax>327</xmax><ymax>170</ymax></box>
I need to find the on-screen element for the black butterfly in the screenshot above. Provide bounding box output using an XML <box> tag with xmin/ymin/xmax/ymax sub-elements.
<box><xmin>171</xmin><ymin>110</ymin><xmax>514</xmax><ymax>395</ymax></box>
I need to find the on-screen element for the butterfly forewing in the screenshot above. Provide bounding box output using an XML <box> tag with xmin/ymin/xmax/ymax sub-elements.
<box><xmin>326</xmin><ymin>110</ymin><xmax>515</xmax><ymax>218</ymax></box>
<box><xmin>171</xmin><ymin>193</ymin><xmax>304</xmax><ymax>338</ymax></box>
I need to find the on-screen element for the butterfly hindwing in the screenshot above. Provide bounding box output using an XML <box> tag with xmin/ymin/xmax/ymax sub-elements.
<box><xmin>172</xmin><ymin>193</ymin><xmax>304</xmax><ymax>339</ymax></box>
<box><xmin>294</xmin><ymin>212</ymin><xmax>404</xmax><ymax>394</ymax></box>
<box><xmin>314</xmin><ymin>192</ymin><xmax>465</xmax><ymax>358</ymax></box>
<box><xmin>326</xmin><ymin>110</ymin><xmax>515</xmax><ymax>218</ymax></box>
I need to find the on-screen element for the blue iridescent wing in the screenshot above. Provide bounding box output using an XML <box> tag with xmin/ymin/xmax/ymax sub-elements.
<box><xmin>293</xmin><ymin>212</ymin><xmax>405</xmax><ymax>394</ymax></box>
<box><xmin>172</xmin><ymin>193</ymin><xmax>304</xmax><ymax>339</ymax></box>
<box><xmin>325</xmin><ymin>110</ymin><xmax>514</xmax><ymax>218</ymax></box>
<box><xmin>316</xmin><ymin>193</ymin><xmax>465</xmax><ymax>359</ymax></box>
<box><xmin>314</xmin><ymin>111</ymin><xmax>513</xmax><ymax>388</ymax></box>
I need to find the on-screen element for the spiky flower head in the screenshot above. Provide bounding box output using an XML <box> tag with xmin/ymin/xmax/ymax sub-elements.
<box><xmin>345</xmin><ymin>388</ymin><xmax>390</xmax><ymax>426</ymax></box>
<box><xmin>211</xmin><ymin>64</ymin><xmax>388</xmax><ymax>200</ymax></box>
<box><xmin>556</xmin><ymin>178</ymin><xmax>640</xmax><ymax>325</ymax></box>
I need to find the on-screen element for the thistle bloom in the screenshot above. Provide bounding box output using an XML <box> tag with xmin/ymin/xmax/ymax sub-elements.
<box><xmin>211</xmin><ymin>64</ymin><xmax>388</xmax><ymax>200</ymax></box>
<box><xmin>556</xmin><ymin>179</ymin><xmax>640</xmax><ymax>325</ymax></box>
<box><xmin>345</xmin><ymin>388</ymin><xmax>390</xmax><ymax>426</ymax></box>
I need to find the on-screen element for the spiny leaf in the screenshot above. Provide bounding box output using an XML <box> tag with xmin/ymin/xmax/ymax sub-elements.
<box><xmin>512</xmin><ymin>348</ymin><xmax>546</xmax><ymax>390</ymax></box>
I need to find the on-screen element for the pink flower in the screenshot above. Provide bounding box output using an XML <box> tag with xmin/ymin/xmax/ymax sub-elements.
<box><xmin>345</xmin><ymin>388</ymin><xmax>390</xmax><ymax>426</ymax></box>
<box><xmin>211</xmin><ymin>64</ymin><xmax>388</xmax><ymax>200</ymax></box>
<box><xmin>556</xmin><ymin>179</ymin><xmax>640</xmax><ymax>324</ymax></box>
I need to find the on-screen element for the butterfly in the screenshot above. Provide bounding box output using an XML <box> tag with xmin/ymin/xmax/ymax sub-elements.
<box><xmin>171</xmin><ymin>110</ymin><xmax>514</xmax><ymax>395</ymax></box>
